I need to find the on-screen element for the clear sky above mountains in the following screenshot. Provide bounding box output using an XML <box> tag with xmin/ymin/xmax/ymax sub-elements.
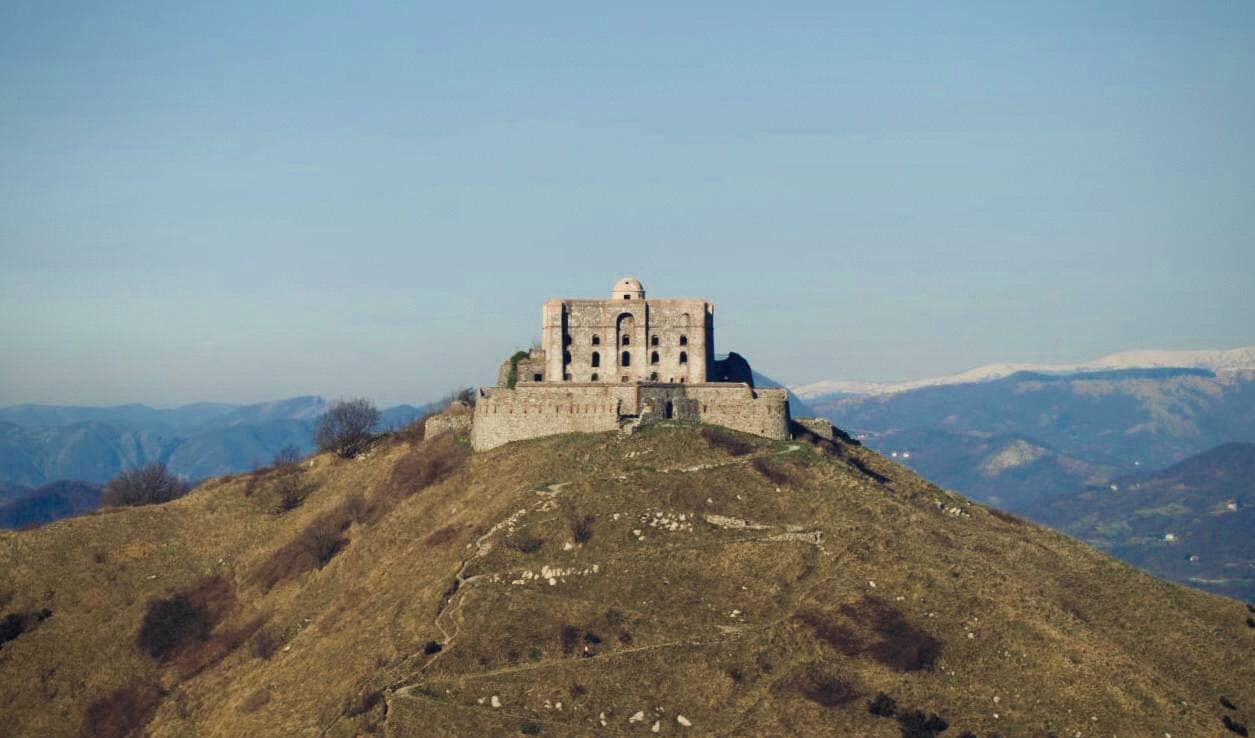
<box><xmin>2</xmin><ymin>2</ymin><xmax>1252</xmax><ymax>407</ymax></box>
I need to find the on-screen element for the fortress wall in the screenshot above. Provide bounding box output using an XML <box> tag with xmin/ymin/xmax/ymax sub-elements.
<box><xmin>471</xmin><ymin>385</ymin><xmax>634</xmax><ymax>451</ymax></box>
<box><xmin>471</xmin><ymin>383</ymin><xmax>790</xmax><ymax>451</ymax></box>
<box><xmin>687</xmin><ymin>385</ymin><xmax>791</xmax><ymax>440</ymax></box>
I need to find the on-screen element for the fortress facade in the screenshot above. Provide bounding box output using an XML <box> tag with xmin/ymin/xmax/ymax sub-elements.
<box><xmin>470</xmin><ymin>278</ymin><xmax>792</xmax><ymax>451</ymax></box>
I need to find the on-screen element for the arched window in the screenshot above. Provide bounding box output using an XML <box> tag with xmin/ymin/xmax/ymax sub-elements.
<box><xmin>591</xmin><ymin>372</ymin><xmax>599</xmax><ymax>381</ymax></box>
<box><xmin>616</xmin><ymin>313</ymin><xmax>635</xmax><ymax>351</ymax></box>
<box><xmin>679</xmin><ymin>335</ymin><xmax>688</xmax><ymax>346</ymax></box>
<box><xmin>650</xmin><ymin>351</ymin><xmax>660</xmax><ymax>364</ymax></box>
<box><xmin>651</xmin><ymin>335</ymin><xmax>659</xmax><ymax>346</ymax></box>
<box><xmin>679</xmin><ymin>351</ymin><xmax>688</xmax><ymax>364</ymax></box>
<box><xmin>591</xmin><ymin>351</ymin><xmax>600</xmax><ymax>368</ymax></box>
<box><xmin>649</xmin><ymin>372</ymin><xmax>658</xmax><ymax>381</ymax></box>
<box><xmin>591</xmin><ymin>334</ymin><xmax>600</xmax><ymax>346</ymax></box>
<box><xmin>621</xmin><ymin>351</ymin><xmax>631</xmax><ymax>367</ymax></box>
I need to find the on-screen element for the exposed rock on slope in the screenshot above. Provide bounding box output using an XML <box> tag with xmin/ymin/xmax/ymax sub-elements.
<box><xmin>0</xmin><ymin>424</ymin><xmax>1251</xmax><ymax>737</ymax></box>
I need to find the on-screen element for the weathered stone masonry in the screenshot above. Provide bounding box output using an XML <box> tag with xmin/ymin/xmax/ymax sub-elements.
<box><xmin>470</xmin><ymin>278</ymin><xmax>792</xmax><ymax>451</ymax></box>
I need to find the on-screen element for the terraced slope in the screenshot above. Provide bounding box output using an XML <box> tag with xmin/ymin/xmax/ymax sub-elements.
<box><xmin>0</xmin><ymin>422</ymin><xmax>1251</xmax><ymax>737</ymax></box>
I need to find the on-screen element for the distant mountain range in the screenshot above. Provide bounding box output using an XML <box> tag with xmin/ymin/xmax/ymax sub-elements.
<box><xmin>793</xmin><ymin>345</ymin><xmax>1255</xmax><ymax>398</ymax></box>
<box><xmin>784</xmin><ymin>346</ymin><xmax>1255</xmax><ymax>601</ymax></box>
<box><xmin>1021</xmin><ymin>442</ymin><xmax>1255</xmax><ymax>602</ymax></box>
<box><xmin>0</xmin><ymin>481</ymin><xmax>103</xmax><ymax>530</ymax></box>
<box><xmin>0</xmin><ymin>396</ymin><xmax>437</xmax><ymax>491</ymax></box>
<box><xmin>792</xmin><ymin>346</ymin><xmax>1255</xmax><ymax>511</ymax></box>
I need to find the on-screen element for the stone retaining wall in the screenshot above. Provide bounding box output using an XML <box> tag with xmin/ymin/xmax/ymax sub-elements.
<box><xmin>470</xmin><ymin>383</ymin><xmax>789</xmax><ymax>451</ymax></box>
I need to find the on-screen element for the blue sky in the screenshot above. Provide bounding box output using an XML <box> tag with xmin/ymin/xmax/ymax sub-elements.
<box><xmin>2</xmin><ymin>1</ymin><xmax>1252</xmax><ymax>407</ymax></box>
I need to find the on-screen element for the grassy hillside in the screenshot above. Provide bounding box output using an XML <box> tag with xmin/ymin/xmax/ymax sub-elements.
<box><xmin>1</xmin><ymin>421</ymin><xmax>1252</xmax><ymax>737</ymax></box>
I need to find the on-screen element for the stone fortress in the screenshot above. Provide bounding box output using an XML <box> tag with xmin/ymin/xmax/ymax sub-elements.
<box><xmin>469</xmin><ymin>278</ymin><xmax>797</xmax><ymax>451</ymax></box>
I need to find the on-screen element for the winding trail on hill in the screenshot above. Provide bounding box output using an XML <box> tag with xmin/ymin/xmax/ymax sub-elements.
<box><xmin>379</xmin><ymin>443</ymin><xmax>839</xmax><ymax>734</ymax></box>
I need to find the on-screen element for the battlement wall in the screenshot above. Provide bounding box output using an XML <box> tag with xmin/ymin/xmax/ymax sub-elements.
<box><xmin>470</xmin><ymin>386</ymin><xmax>626</xmax><ymax>451</ymax></box>
<box><xmin>470</xmin><ymin>383</ymin><xmax>789</xmax><ymax>451</ymax></box>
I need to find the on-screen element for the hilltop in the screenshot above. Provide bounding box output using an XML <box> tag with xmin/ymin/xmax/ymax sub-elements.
<box><xmin>1022</xmin><ymin>442</ymin><xmax>1255</xmax><ymax>602</ymax></box>
<box><xmin>1</xmin><ymin>420</ymin><xmax>1252</xmax><ymax>737</ymax></box>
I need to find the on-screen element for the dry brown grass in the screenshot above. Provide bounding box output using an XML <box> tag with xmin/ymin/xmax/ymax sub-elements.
<box><xmin>237</xmin><ymin>687</ymin><xmax>270</xmax><ymax>714</ymax></box>
<box><xmin>1</xmin><ymin>423</ymin><xmax>1252</xmax><ymax>737</ymax></box>
<box><xmin>249</xmin><ymin>512</ymin><xmax>353</xmax><ymax>593</ymax></box>
<box><xmin>383</xmin><ymin>431</ymin><xmax>466</xmax><ymax>502</ymax></box>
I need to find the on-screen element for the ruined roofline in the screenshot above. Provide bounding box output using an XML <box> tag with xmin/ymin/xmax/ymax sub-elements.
<box><xmin>543</xmin><ymin>297</ymin><xmax>712</xmax><ymax>307</ymax></box>
<box><xmin>480</xmin><ymin>383</ymin><xmax>788</xmax><ymax>399</ymax></box>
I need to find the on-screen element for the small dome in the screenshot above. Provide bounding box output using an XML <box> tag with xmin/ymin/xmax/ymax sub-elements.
<box><xmin>612</xmin><ymin>276</ymin><xmax>645</xmax><ymax>301</ymax></box>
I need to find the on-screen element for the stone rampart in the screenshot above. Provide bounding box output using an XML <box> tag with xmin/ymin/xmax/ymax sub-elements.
<box><xmin>470</xmin><ymin>383</ymin><xmax>789</xmax><ymax>451</ymax></box>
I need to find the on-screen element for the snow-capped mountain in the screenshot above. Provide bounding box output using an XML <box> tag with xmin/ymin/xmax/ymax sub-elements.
<box><xmin>792</xmin><ymin>345</ymin><xmax>1255</xmax><ymax>399</ymax></box>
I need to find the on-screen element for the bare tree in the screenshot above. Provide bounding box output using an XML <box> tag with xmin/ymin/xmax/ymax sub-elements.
<box><xmin>443</xmin><ymin>387</ymin><xmax>476</xmax><ymax>408</ymax></box>
<box><xmin>272</xmin><ymin>445</ymin><xmax>302</xmax><ymax>469</ymax></box>
<box><xmin>102</xmin><ymin>463</ymin><xmax>190</xmax><ymax>507</ymax></box>
<box><xmin>314</xmin><ymin>398</ymin><xmax>380</xmax><ymax>457</ymax></box>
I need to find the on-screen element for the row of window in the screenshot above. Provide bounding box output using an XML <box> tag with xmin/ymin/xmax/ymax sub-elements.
<box><xmin>574</xmin><ymin>351</ymin><xmax>687</xmax><ymax>367</ymax></box>
<box><xmin>574</xmin><ymin>334</ymin><xmax>688</xmax><ymax>347</ymax></box>
<box><xmin>576</xmin><ymin>373</ymin><xmax>688</xmax><ymax>383</ymax></box>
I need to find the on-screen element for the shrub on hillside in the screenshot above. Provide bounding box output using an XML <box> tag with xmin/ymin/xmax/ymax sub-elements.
<box><xmin>249</xmin><ymin>626</ymin><xmax>284</xmax><ymax>660</ymax></box>
<box><xmin>700</xmin><ymin>426</ymin><xmax>755</xmax><ymax>456</ymax></box>
<box><xmin>0</xmin><ymin>608</ymin><xmax>52</xmax><ymax>647</ymax></box>
<box><xmin>273</xmin><ymin>473</ymin><xmax>311</xmax><ymax>514</ymax></box>
<box><xmin>896</xmin><ymin>709</ymin><xmax>948</xmax><ymax>738</ymax></box>
<box><xmin>775</xmin><ymin>663</ymin><xmax>858</xmax><ymax>710</ymax></box>
<box><xmin>508</xmin><ymin>535</ymin><xmax>544</xmax><ymax>554</ymax></box>
<box><xmin>751</xmin><ymin>457</ymin><xmax>794</xmax><ymax>486</ymax></box>
<box><xmin>571</xmin><ymin>515</ymin><xmax>595</xmax><ymax>544</ymax></box>
<box><xmin>82</xmin><ymin>682</ymin><xmax>165</xmax><ymax>738</ymax></box>
<box><xmin>376</xmin><ymin>431</ymin><xmax>468</xmax><ymax>517</ymax></box>
<box><xmin>251</xmin><ymin>508</ymin><xmax>358</xmax><ymax>592</ymax></box>
<box><xmin>102</xmin><ymin>463</ymin><xmax>189</xmax><ymax>508</ymax></box>
<box><xmin>344</xmin><ymin>687</ymin><xmax>384</xmax><ymax>718</ymax></box>
<box><xmin>136</xmin><ymin>576</ymin><xmax>231</xmax><ymax>662</ymax></box>
<box><xmin>868</xmin><ymin>692</ymin><xmax>897</xmax><ymax>717</ymax></box>
<box><xmin>272</xmin><ymin>445</ymin><xmax>302</xmax><ymax>469</ymax></box>
<box><xmin>314</xmin><ymin>398</ymin><xmax>380</xmax><ymax>457</ymax></box>
<box><xmin>137</xmin><ymin>595</ymin><xmax>213</xmax><ymax>661</ymax></box>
